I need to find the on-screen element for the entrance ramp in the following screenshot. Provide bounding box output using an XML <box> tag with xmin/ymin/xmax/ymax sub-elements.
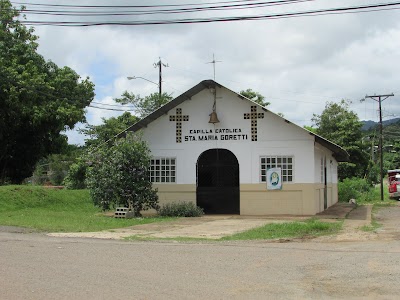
<box><xmin>316</xmin><ymin>203</ymin><xmax>356</xmax><ymax>219</ymax></box>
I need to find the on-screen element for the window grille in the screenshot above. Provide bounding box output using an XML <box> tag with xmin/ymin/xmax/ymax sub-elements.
<box><xmin>150</xmin><ymin>158</ymin><xmax>176</xmax><ymax>183</ymax></box>
<box><xmin>260</xmin><ymin>156</ymin><xmax>293</xmax><ymax>182</ymax></box>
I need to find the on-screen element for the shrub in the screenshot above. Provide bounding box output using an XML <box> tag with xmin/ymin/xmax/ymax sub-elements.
<box><xmin>338</xmin><ymin>177</ymin><xmax>372</xmax><ymax>202</ymax></box>
<box><xmin>86</xmin><ymin>134</ymin><xmax>159</xmax><ymax>215</ymax></box>
<box><xmin>365</xmin><ymin>161</ymin><xmax>379</xmax><ymax>185</ymax></box>
<box><xmin>158</xmin><ymin>202</ymin><xmax>204</xmax><ymax>217</ymax></box>
<box><xmin>31</xmin><ymin>162</ymin><xmax>48</xmax><ymax>185</ymax></box>
<box><xmin>63</xmin><ymin>158</ymin><xmax>87</xmax><ymax>189</ymax></box>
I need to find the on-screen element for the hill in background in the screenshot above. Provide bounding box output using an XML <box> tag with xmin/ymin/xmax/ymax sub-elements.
<box><xmin>361</xmin><ymin>118</ymin><xmax>400</xmax><ymax>131</ymax></box>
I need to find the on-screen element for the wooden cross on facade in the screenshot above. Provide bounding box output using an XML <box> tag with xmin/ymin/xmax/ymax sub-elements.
<box><xmin>169</xmin><ymin>108</ymin><xmax>189</xmax><ymax>143</ymax></box>
<box><xmin>244</xmin><ymin>105</ymin><xmax>264</xmax><ymax>141</ymax></box>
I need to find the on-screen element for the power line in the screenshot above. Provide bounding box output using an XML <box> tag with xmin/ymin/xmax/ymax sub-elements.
<box><xmin>16</xmin><ymin>2</ymin><xmax>400</xmax><ymax>26</ymax></box>
<box><xmin>13</xmin><ymin>0</ymin><xmax>313</xmax><ymax>9</ymax></box>
<box><xmin>8</xmin><ymin>0</ymin><xmax>316</xmax><ymax>20</ymax></box>
<box><xmin>14</xmin><ymin>1</ymin><xmax>316</xmax><ymax>16</ymax></box>
<box><xmin>88</xmin><ymin>105</ymin><xmax>135</xmax><ymax>112</ymax></box>
<box><xmin>91</xmin><ymin>101</ymin><xmax>135</xmax><ymax>108</ymax></box>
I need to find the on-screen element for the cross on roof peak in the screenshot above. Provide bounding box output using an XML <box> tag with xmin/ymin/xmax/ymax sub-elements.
<box><xmin>206</xmin><ymin>54</ymin><xmax>222</xmax><ymax>80</ymax></box>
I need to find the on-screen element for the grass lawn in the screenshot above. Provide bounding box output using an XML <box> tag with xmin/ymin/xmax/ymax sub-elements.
<box><xmin>0</xmin><ymin>185</ymin><xmax>343</xmax><ymax>240</ymax></box>
<box><xmin>221</xmin><ymin>219</ymin><xmax>343</xmax><ymax>241</ymax></box>
<box><xmin>0</xmin><ymin>185</ymin><xmax>173</xmax><ymax>232</ymax></box>
<box><xmin>125</xmin><ymin>219</ymin><xmax>343</xmax><ymax>242</ymax></box>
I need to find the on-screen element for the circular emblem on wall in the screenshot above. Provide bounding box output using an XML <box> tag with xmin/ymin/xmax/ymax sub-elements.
<box><xmin>270</xmin><ymin>172</ymin><xmax>280</xmax><ymax>186</ymax></box>
<box><xmin>267</xmin><ymin>168</ymin><xmax>282</xmax><ymax>190</ymax></box>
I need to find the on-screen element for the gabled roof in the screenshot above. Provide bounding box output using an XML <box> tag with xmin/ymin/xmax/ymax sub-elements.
<box><xmin>124</xmin><ymin>79</ymin><xmax>349</xmax><ymax>162</ymax></box>
<box><xmin>311</xmin><ymin>134</ymin><xmax>349</xmax><ymax>162</ymax></box>
<box><xmin>125</xmin><ymin>80</ymin><xmax>219</xmax><ymax>133</ymax></box>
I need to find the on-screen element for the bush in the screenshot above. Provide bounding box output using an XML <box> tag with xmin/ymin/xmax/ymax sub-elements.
<box><xmin>158</xmin><ymin>202</ymin><xmax>204</xmax><ymax>217</ymax></box>
<box><xmin>86</xmin><ymin>134</ymin><xmax>159</xmax><ymax>215</ymax></box>
<box><xmin>63</xmin><ymin>158</ymin><xmax>87</xmax><ymax>189</ymax></box>
<box><xmin>338</xmin><ymin>178</ymin><xmax>373</xmax><ymax>202</ymax></box>
<box><xmin>365</xmin><ymin>161</ymin><xmax>379</xmax><ymax>185</ymax></box>
<box><xmin>31</xmin><ymin>162</ymin><xmax>48</xmax><ymax>185</ymax></box>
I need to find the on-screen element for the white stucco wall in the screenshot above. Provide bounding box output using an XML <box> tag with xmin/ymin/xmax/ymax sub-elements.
<box><xmin>314</xmin><ymin>145</ymin><xmax>339</xmax><ymax>184</ymax></box>
<box><xmin>129</xmin><ymin>82</ymin><xmax>346</xmax><ymax>215</ymax></box>
<box><xmin>141</xmin><ymin>86</ymin><xmax>319</xmax><ymax>186</ymax></box>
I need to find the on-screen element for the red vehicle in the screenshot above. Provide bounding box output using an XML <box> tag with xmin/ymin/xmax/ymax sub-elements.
<box><xmin>388</xmin><ymin>169</ymin><xmax>400</xmax><ymax>199</ymax></box>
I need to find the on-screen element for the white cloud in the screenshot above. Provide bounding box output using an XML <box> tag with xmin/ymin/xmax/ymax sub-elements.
<box><xmin>14</xmin><ymin>0</ymin><xmax>400</xmax><ymax>144</ymax></box>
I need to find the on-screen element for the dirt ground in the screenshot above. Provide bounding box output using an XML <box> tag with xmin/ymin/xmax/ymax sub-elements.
<box><xmin>315</xmin><ymin>201</ymin><xmax>400</xmax><ymax>243</ymax></box>
<box><xmin>45</xmin><ymin>202</ymin><xmax>380</xmax><ymax>241</ymax></box>
<box><xmin>373</xmin><ymin>202</ymin><xmax>400</xmax><ymax>239</ymax></box>
<box><xmin>2</xmin><ymin>204</ymin><xmax>400</xmax><ymax>299</ymax></box>
<box><xmin>2</xmin><ymin>202</ymin><xmax>400</xmax><ymax>241</ymax></box>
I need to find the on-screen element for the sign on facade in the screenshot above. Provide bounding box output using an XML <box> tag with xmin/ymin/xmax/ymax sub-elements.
<box><xmin>267</xmin><ymin>168</ymin><xmax>282</xmax><ymax>190</ymax></box>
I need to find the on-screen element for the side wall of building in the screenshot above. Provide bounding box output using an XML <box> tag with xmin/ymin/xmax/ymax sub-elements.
<box><xmin>313</xmin><ymin>145</ymin><xmax>339</xmax><ymax>213</ymax></box>
<box><xmin>141</xmin><ymin>86</ymin><xmax>340</xmax><ymax>215</ymax></box>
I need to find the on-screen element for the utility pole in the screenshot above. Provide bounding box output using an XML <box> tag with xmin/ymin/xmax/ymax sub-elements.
<box><xmin>363</xmin><ymin>93</ymin><xmax>394</xmax><ymax>201</ymax></box>
<box><xmin>154</xmin><ymin>58</ymin><xmax>168</xmax><ymax>97</ymax></box>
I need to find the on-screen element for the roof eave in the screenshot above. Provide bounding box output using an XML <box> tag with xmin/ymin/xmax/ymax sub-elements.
<box><xmin>124</xmin><ymin>79</ymin><xmax>218</xmax><ymax>134</ymax></box>
<box><xmin>120</xmin><ymin>79</ymin><xmax>350</xmax><ymax>163</ymax></box>
<box><xmin>313</xmin><ymin>134</ymin><xmax>350</xmax><ymax>162</ymax></box>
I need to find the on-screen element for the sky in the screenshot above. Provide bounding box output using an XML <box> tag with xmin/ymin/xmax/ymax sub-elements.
<box><xmin>10</xmin><ymin>0</ymin><xmax>400</xmax><ymax>145</ymax></box>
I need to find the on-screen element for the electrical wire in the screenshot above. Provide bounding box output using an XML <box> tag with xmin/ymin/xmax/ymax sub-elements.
<box><xmin>14</xmin><ymin>2</ymin><xmax>400</xmax><ymax>27</ymax></box>
<box><xmin>12</xmin><ymin>0</ymin><xmax>312</xmax><ymax>9</ymax></box>
<box><xmin>88</xmin><ymin>105</ymin><xmax>135</xmax><ymax>112</ymax></box>
<box><xmin>91</xmin><ymin>101</ymin><xmax>135</xmax><ymax>108</ymax></box>
<box><xmin>14</xmin><ymin>1</ymin><xmax>316</xmax><ymax>18</ymax></box>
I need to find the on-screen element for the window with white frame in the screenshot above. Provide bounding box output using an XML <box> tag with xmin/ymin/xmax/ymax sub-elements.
<box><xmin>150</xmin><ymin>158</ymin><xmax>176</xmax><ymax>183</ymax></box>
<box><xmin>260</xmin><ymin>156</ymin><xmax>293</xmax><ymax>182</ymax></box>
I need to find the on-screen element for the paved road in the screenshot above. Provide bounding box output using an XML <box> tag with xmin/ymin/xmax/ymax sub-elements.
<box><xmin>1</xmin><ymin>233</ymin><xmax>400</xmax><ymax>299</ymax></box>
<box><xmin>2</xmin><ymin>205</ymin><xmax>400</xmax><ymax>299</ymax></box>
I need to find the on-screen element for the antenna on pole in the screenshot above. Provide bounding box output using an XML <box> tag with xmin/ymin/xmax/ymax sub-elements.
<box><xmin>206</xmin><ymin>54</ymin><xmax>222</xmax><ymax>80</ymax></box>
<box><xmin>154</xmin><ymin>57</ymin><xmax>168</xmax><ymax>97</ymax></box>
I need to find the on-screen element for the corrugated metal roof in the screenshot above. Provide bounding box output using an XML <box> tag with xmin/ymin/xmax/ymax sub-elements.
<box><xmin>123</xmin><ymin>79</ymin><xmax>349</xmax><ymax>162</ymax></box>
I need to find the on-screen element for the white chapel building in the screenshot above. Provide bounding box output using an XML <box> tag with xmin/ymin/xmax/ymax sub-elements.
<box><xmin>126</xmin><ymin>80</ymin><xmax>348</xmax><ymax>215</ymax></box>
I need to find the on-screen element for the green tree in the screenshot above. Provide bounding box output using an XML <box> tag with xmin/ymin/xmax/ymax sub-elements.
<box><xmin>31</xmin><ymin>159</ymin><xmax>48</xmax><ymax>185</ymax></box>
<box><xmin>86</xmin><ymin>134</ymin><xmax>159</xmax><ymax>215</ymax></box>
<box><xmin>80</xmin><ymin>112</ymin><xmax>139</xmax><ymax>147</ymax></box>
<box><xmin>65</xmin><ymin>113</ymin><xmax>138</xmax><ymax>188</ymax></box>
<box><xmin>240</xmin><ymin>89</ymin><xmax>270</xmax><ymax>107</ymax></box>
<box><xmin>31</xmin><ymin>145</ymin><xmax>84</xmax><ymax>186</ymax></box>
<box><xmin>63</xmin><ymin>157</ymin><xmax>88</xmax><ymax>189</ymax></box>
<box><xmin>115</xmin><ymin>92</ymin><xmax>173</xmax><ymax>118</ymax></box>
<box><xmin>379</xmin><ymin>121</ymin><xmax>400</xmax><ymax>171</ymax></box>
<box><xmin>0</xmin><ymin>1</ymin><xmax>95</xmax><ymax>183</ymax></box>
<box><xmin>304</xmin><ymin>125</ymin><xmax>317</xmax><ymax>134</ymax></box>
<box><xmin>312</xmin><ymin>100</ymin><xmax>369</xmax><ymax>180</ymax></box>
<box><xmin>383</xmin><ymin>142</ymin><xmax>400</xmax><ymax>171</ymax></box>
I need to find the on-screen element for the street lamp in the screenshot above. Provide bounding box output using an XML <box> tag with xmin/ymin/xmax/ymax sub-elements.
<box><xmin>127</xmin><ymin>76</ymin><xmax>159</xmax><ymax>87</ymax></box>
<box><xmin>127</xmin><ymin>76</ymin><xmax>161</xmax><ymax>100</ymax></box>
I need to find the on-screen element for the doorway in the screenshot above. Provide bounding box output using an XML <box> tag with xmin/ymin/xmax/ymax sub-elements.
<box><xmin>196</xmin><ymin>149</ymin><xmax>240</xmax><ymax>214</ymax></box>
